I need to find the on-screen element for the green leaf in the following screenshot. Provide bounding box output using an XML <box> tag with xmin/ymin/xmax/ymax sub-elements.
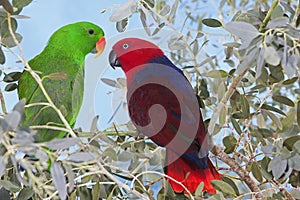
<box><xmin>268</xmin><ymin>156</ymin><xmax>287</xmax><ymax>179</ymax></box>
<box><xmin>236</xmin><ymin>47</ymin><xmax>259</xmax><ymax>75</ymax></box>
<box><xmin>221</xmin><ymin>176</ymin><xmax>239</xmax><ymax>196</ymax></box>
<box><xmin>223</xmin><ymin>42</ymin><xmax>241</xmax><ymax>48</ymax></box>
<box><xmin>192</xmin><ymin>39</ymin><xmax>199</xmax><ymax>55</ymax></box>
<box><xmin>219</xmin><ymin>105</ymin><xmax>226</xmax><ymax>127</ymax></box>
<box><xmin>293</xmin><ymin>140</ymin><xmax>300</xmax><ymax>154</ymax></box>
<box><xmin>194</xmin><ymin>182</ymin><xmax>204</xmax><ymax>196</ymax></box>
<box><xmin>0</xmin><ymin>180</ymin><xmax>21</xmax><ymax>193</ymax></box>
<box><xmin>223</xmin><ymin>135</ymin><xmax>237</xmax><ymax>154</ymax></box>
<box><xmin>251</xmin><ymin>162</ymin><xmax>263</xmax><ymax>182</ymax></box>
<box><xmin>168</xmin><ymin>0</ymin><xmax>179</xmax><ymax>22</ymax></box>
<box><xmin>291</xmin><ymin>189</ymin><xmax>300</xmax><ymax>199</ymax></box>
<box><xmin>282</xmin><ymin>77</ymin><xmax>298</xmax><ymax>85</ymax></box>
<box><xmin>107</xmin><ymin>185</ymin><xmax>117</xmax><ymax>200</ymax></box>
<box><xmin>261</xmin><ymin>104</ymin><xmax>286</xmax><ymax>116</ymax></box>
<box><xmin>265</xmin><ymin>46</ymin><xmax>281</xmax><ymax>66</ymax></box>
<box><xmin>17</xmin><ymin>187</ymin><xmax>34</xmax><ymax>200</ymax></box>
<box><xmin>211</xmin><ymin>180</ymin><xmax>236</xmax><ymax>197</ymax></box>
<box><xmin>232</xmin><ymin>112</ymin><xmax>247</xmax><ymax>119</ymax></box>
<box><xmin>256</xmin><ymin>46</ymin><xmax>265</xmax><ymax>78</ymax></box>
<box><xmin>142</xmin><ymin>0</ymin><xmax>154</xmax><ymax>8</ymax></box>
<box><xmin>0</xmin><ymin>46</ymin><xmax>5</xmax><ymax>64</ymax></box>
<box><xmin>224</xmin><ymin>21</ymin><xmax>259</xmax><ymax>42</ymax></box>
<box><xmin>116</xmin><ymin>17</ymin><xmax>128</xmax><ymax>33</ymax></box>
<box><xmin>134</xmin><ymin>140</ymin><xmax>146</xmax><ymax>152</ymax></box>
<box><xmin>283</xmin><ymin>135</ymin><xmax>300</xmax><ymax>151</ymax></box>
<box><xmin>0</xmin><ymin>0</ymin><xmax>13</xmax><ymax>13</ymax></box>
<box><xmin>272</xmin><ymin>95</ymin><xmax>294</xmax><ymax>107</ymax></box>
<box><xmin>159</xmin><ymin>5</ymin><xmax>170</xmax><ymax>16</ymax></box>
<box><xmin>297</xmin><ymin>100</ymin><xmax>300</xmax><ymax>128</ymax></box>
<box><xmin>2</xmin><ymin>110</ymin><xmax>21</xmax><ymax>131</ymax></box>
<box><xmin>203</xmin><ymin>69</ymin><xmax>228</xmax><ymax>78</ymax></box>
<box><xmin>230</xmin><ymin>117</ymin><xmax>242</xmax><ymax>134</ymax></box>
<box><xmin>12</xmin><ymin>0</ymin><xmax>32</xmax><ymax>9</ymax></box>
<box><xmin>45</xmin><ymin>138</ymin><xmax>81</xmax><ymax>150</ymax></box>
<box><xmin>264</xmin><ymin>110</ymin><xmax>283</xmax><ymax>130</ymax></box>
<box><xmin>270</xmin><ymin>5</ymin><xmax>283</xmax><ymax>20</ymax></box>
<box><xmin>240</xmin><ymin>95</ymin><xmax>250</xmax><ymax>118</ymax></box>
<box><xmin>281</xmin><ymin>147</ymin><xmax>292</xmax><ymax>160</ymax></box>
<box><xmin>92</xmin><ymin>181</ymin><xmax>100</xmax><ymax>200</ymax></box>
<box><xmin>50</xmin><ymin>162</ymin><xmax>67</xmax><ymax>200</ymax></box>
<box><xmin>202</xmin><ymin>18</ymin><xmax>222</xmax><ymax>27</ymax></box>
<box><xmin>257</xmin><ymin>128</ymin><xmax>272</xmax><ymax>138</ymax></box>
<box><xmin>168</xmin><ymin>36</ymin><xmax>186</xmax><ymax>50</ymax></box>
<box><xmin>151</xmin><ymin>23</ymin><xmax>165</xmax><ymax>36</ymax></box>
<box><xmin>3</xmin><ymin>72</ymin><xmax>22</xmax><ymax>82</ymax></box>
<box><xmin>46</xmin><ymin>72</ymin><xmax>68</xmax><ymax>80</ymax></box>
<box><xmin>224</xmin><ymin>59</ymin><xmax>235</xmax><ymax>67</ymax></box>
<box><xmin>139</xmin><ymin>9</ymin><xmax>151</xmax><ymax>36</ymax></box>
<box><xmin>1</xmin><ymin>18</ymin><xmax>16</xmax><ymax>37</ymax></box>
<box><xmin>79</xmin><ymin>187</ymin><xmax>92</xmax><ymax>200</ymax></box>
<box><xmin>2</xmin><ymin>32</ymin><xmax>22</xmax><ymax>48</ymax></box>
<box><xmin>109</xmin><ymin>0</ymin><xmax>137</xmax><ymax>22</ymax></box>
<box><xmin>0</xmin><ymin>188</ymin><xmax>10</xmax><ymax>200</ymax></box>
<box><xmin>102</xmin><ymin>148</ymin><xmax>118</xmax><ymax>161</ymax></box>
<box><xmin>261</xmin><ymin>156</ymin><xmax>273</xmax><ymax>179</ymax></box>
<box><xmin>68</xmin><ymin>152</ymin><xmax>97</xmax><ymax>162</ymax></box>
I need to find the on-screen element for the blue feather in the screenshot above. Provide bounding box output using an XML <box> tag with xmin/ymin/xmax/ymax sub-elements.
<box><xmin>149</xmin><ymin>55</ymin><xmax>184</xmax><ymax>76</ymax></box>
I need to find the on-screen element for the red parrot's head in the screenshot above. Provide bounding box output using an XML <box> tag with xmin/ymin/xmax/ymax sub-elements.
<box><xmin>109</xmin><ymin>38</ymin><xmax>164</xmax><ymax>73</ymax></box>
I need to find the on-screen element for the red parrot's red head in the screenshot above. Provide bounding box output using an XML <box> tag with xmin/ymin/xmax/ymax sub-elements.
<box><xmin>109</xmin><ymin>38</ymin><xmax>164</xmax><ymax>73</ymax></box>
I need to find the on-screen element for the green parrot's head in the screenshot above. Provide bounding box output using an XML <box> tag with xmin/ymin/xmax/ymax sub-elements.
<box><xmin>48</xmin><ymin>21</ymin><xmax>106</xmax><ymax>57</ymax></box>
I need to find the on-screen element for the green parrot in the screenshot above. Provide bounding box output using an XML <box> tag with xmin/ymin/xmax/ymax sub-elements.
<box><xmin>18</xmin><ymin>21</ymin><xmax>106</xmax><ymax>142</ymax></box>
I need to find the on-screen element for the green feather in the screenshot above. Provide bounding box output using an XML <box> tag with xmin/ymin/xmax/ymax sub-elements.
<box><xmin>17</xmin><ymin>22</ymin><xmax>105</xmax><ymax>142</ymax></box>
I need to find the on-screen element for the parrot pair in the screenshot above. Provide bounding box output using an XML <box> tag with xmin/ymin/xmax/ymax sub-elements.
<box><xmin>17</xmin><ymin>21</ymin><xmax>220</xmax><ymax>194</ymax></box>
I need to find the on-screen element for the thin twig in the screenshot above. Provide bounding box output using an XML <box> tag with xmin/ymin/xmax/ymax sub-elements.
<box><xmin>269</xmin><ymin>179</ymin><xmax>295</xmax><ymax>200</ymax></box>
<box><xmin>0</xmin><ymin>89</ymin><xmax>7</xmax><ymax>114</ymax></box>
<box><xmin>131</xmin><ymin>170</ymin><xmax>195</xmax><ymax>200</ymax></box>
<box><xmin>96</xmin><ymin>161</ymin><xmax>149</xmax><ymax>200</ymax></box>
<box><xmin>293</xmin><ymin>0</ymin><xmax>300</xmax><ymax>26</ymax></box>
<box><xmin>30</xmin><ymin>125</ymin><xmax>70</xmax><ymax>132</ymax></box>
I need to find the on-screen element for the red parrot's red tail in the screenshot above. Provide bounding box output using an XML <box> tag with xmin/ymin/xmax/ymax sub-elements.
<box><xmin>165</xmin><ymin>150</ymin><xmax>221</xmax><ymax>194</ymax></box>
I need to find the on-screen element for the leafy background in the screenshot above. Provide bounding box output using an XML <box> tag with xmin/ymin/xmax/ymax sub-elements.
<box><xmin>0</xmin><ymin>0</ymin><xmax>300</xmax><ymax>199</ymax></box>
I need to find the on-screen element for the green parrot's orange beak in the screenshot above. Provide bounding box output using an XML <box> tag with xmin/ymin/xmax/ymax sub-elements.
<box><xmin>95</xmin><ymin>36</ymin><xmax>106</xmax><ymax>58</ymax></box>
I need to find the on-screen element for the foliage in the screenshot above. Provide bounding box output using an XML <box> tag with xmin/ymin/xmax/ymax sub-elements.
<box><xmin>0</xmin><ymin>0</ymin><xmax>299</xmax><ymax>199</ymax></box>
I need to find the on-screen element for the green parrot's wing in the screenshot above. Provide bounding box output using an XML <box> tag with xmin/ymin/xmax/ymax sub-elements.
<box><xmin>18</xmin><ymin>53</ymin><xmax>85</xmax><ymax>142</ymax></box>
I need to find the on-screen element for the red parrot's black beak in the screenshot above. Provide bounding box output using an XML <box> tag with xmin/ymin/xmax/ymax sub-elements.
<box><xmin>109</xmin><ymin>50</ymin><xmax>121</xmax><ymax>69</ymax></box>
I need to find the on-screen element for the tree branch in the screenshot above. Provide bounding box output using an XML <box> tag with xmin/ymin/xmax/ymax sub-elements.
<box><xmin>269</xmin><ymin>180</ymin><xmax>295</xmax><ymax>200</ymax></box>
<box><xmin>211</xmin><ymin>145</ymin><xmax>263</xmax><ymax>199</ymax></box>
<box><xmin>259</xmin><ymin>0</ymin><xmax>279</xmax><ymax>31</ymax></box>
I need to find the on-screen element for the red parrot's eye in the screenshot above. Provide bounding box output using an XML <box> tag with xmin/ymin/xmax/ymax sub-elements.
<box><xmin>88</xmin><ymin>29</ymin><xmax>94</xmax><ymax>35</ymax></box>
<box><xmin>122</xmin><ymin>43</ymin><xmax>129</xmax><ymax>49</ymax></box>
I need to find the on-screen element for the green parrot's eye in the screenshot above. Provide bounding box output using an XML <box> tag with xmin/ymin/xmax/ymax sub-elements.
<box><xmin>123</xmin><ymin>43</ymin><xmax>129</xmax><ymax>49</ymax></box>
<box><xmin>88</xmin><ymin>29</ymin><xmax>94</xmax><ymax>35</ymax></box>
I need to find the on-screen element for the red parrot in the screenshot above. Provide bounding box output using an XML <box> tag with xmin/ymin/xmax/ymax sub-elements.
<box><xmin>109</xmin><ymin>38</ymin><xmax>221</xmax><ymax>194</ymax></box>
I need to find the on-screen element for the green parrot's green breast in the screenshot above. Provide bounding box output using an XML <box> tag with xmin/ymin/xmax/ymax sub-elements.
<box><xmin>18</xmin><ymin>51</ymin><xmax>85</xmax><ymax>142</ymax></box>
